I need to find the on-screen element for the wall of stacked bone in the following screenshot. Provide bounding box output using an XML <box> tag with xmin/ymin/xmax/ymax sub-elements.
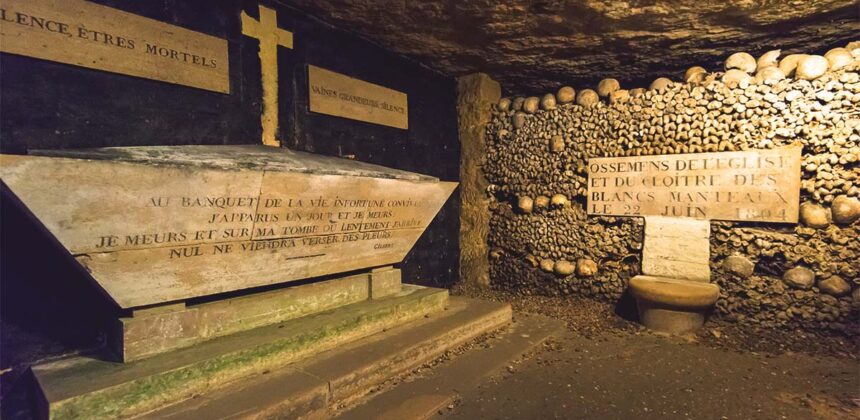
<box><xmin>484</xmin><ymin>44</ymin><xmax>860</xmax><ymax>335</ymax></box>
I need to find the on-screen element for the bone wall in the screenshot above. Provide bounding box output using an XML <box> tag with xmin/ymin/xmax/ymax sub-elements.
<box><xmin>484</xmin><ymin>45</ymin><xmax>860</xmax><ymax>335</ymax></box>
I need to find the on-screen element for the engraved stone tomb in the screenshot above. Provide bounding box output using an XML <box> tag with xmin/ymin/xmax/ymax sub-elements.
<box><xmin>0</xmin><ymin>145</ymin><xmax>471</xmax><ymax>419</ymax></box>
<box><xmin>1</xmin><ymin>145</ymin><xmax>457</xmax><ymax>358</ymax></box>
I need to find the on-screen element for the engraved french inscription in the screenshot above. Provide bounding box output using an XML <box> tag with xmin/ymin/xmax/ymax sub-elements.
<box><xmin>0</xmin><ymin>0</ymin><xmax>229</xmax><ymax>93</ymax></box>
<box><xmin>0</xmin><ymin>154</ymin><xmax>455</xmax><ymax>308</ymax></box>
<box><xmin>308</xmin><ymin>65</ymin><xmax>408</xmax><ymax>129</ymax></box>
<box><xmin>586</xmin><ymin>147</ymin><xmax>801</xmax><ymax>223</ymax></box>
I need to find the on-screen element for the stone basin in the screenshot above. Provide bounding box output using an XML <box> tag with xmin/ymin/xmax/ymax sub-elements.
<box><xmin>629</xmin><ymin>275</ymin><xmax>720</xmax><ymax>335</ymax></box>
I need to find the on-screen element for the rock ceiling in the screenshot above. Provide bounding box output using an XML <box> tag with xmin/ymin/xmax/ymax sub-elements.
<box><xmin>280</xmin><ymin>0</ymin><xmax>859</xmax><ymax>95</ymax></box>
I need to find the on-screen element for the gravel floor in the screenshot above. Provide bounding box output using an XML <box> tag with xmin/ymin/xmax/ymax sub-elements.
<box><xmin>453</xmin><ymin>284</ymin><xmax>858</xmax><ymax>359</ymax></box>
<box><xmin>444</xmin><ymin>285</ymin><xmax>859</xmax><ymax>419</ymax></box>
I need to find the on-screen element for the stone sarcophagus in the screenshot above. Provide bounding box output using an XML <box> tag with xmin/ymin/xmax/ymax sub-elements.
<box><xmin>3</xmin><ymin>145</ymin><xmax>466</xmax><ymax>418</ymax></box>
<box><xmin>0</xmin><ymin>145</ymin><xmax>457</xmax><ymax>309</ymax></box>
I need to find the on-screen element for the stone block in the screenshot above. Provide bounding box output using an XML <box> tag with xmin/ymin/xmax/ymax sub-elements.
<box><xmin>642</xmin><ymin>216</ymin><xmax>710</xmax><ymax>282</ymax></box>
<box><xmin>370</xmin><ymin>265</ymin><xmax>402</xmax><ymax>299</ymax></box>
<box><xmin>147</xmin><ymin>297</ymin><xmax>514</xmax><ymax>419</ymax></box>
<box><xmin>642</xmin><ymin>259</ymin><xmax>711</xmax><ymax>282</ymax></box>
<box><xmin>113</xmin><ymin>273</ymin><xmax>370</xmax><ymax>362</ymax></box>
<box><xmin>32</xmin><ymin>285</ymin><xmax>450</xmax><ymax>420</ymax></box>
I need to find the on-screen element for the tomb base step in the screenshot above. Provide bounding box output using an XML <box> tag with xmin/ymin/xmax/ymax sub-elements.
<box><xmin>31</xmin><ymin>284</ymin><xmax>449</xmax><ymax>420</ymax></box>
<box><xmin>335</xmin><ymin>312</ymin><xmax>564</xmax><ymax>420</ymax></box>
<box><xmin>144</xmin><ymin>296</ymin><xmax>515</xmax><ymax>420</ymax></box>
<box><xmin>115</xmin><ymin>266</ymin><xmax>403</xmax><ymax>362</ymax></box>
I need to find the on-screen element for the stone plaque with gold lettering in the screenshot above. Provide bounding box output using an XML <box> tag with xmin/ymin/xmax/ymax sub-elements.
<box><xmin>0</xmin><ymin>0</ymin><xmax>229</xmax><ymax>93</ymax></box>
<box><xmin>308</xmin><ymin>65</ymin><xmax>408</xmax><ymax>129</ymax></box>
<box><xmin>0</xmin><ymin>146</ymin><xmax>456</xmax><ymax>308</ymax></box>
<box><xmin>587</xmin><ymin>147</ymin><xmax>801</xmax><ymax>223</ymax></box>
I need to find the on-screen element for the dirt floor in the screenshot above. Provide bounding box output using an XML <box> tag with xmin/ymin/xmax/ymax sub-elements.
<box><xmin>2</xmin><ymin>287</ymin><xmax>857</xmax><ymax>419</ymax></box>
<box><xmin>442</xmin><ymin>286</ymin><xmax>859</xmax><ymax>419</ymax></box>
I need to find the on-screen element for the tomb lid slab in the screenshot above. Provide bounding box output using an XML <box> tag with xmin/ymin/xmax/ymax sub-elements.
<box><xmin>32</xmin><ymin>145</ymin><xmax>436</xmax><ymax>181</ymax></box>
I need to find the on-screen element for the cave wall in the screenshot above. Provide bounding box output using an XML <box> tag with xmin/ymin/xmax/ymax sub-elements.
<box><xmin>0</xmin><ymin>0</ymin><xmax>459</xmax><ymax>380</ymax></box>
<box><xmin>279</xmin><ymin>0</ymin><xmax>859</xmax><ymax>95</ymax></box>
<box><xmin>0</xmin><ymin>0</ymin><xmax>460</xmax><ymax>294</ymax></box>
<box><xmin>484</xmin><ymin>47</ymin><xmax>859</xmax><ymax>335</ymax></box>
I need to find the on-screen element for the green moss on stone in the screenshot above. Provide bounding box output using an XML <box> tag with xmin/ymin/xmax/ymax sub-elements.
<box><xmin>50</xmin><ymin>289</ymin><xmax>447</xmax><ymax>419</ymax></box>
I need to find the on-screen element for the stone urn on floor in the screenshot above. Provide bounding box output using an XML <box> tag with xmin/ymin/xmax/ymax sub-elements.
<box><xmin>627</xmin><ymin>217</ymin><xmax>720</xmax><ymax>334</ymax></box>
<box><xmin>629</xmin><ymin>276</ymin><xmax>719</xmax><ymax>334</ymax></box>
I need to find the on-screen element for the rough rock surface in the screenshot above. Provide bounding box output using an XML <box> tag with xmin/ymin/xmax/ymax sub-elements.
<box><xmin>458</xmin><ymin>74</ymin><xmax>501</xmax><ymax>287</ymax></box>
<box><xmin>280</xmin><ymin>0</ymin><xmax>857</xmax><ymax>93</ymax></box>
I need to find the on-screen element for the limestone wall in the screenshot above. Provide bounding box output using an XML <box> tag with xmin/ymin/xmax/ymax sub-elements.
<box><xmin>484</xmin><ymin>46</ymin><xmax>860</xmax><ymax>335</ymax></box>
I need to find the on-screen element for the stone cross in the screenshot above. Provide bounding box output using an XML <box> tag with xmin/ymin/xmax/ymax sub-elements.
<box><xmin>241</xmin><ymin>5</ymin><xmax>293</xmax><ymax>147</ymax></box>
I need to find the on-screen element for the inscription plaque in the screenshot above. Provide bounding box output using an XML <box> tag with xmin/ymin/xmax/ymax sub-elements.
<box><xmin>0</xmin><ymin>0</ymin><xmax>229</xmax><ymax>93</ymax></box>
<box><xmin>587</xmin><ymin>146</ymin><xmax>801</xmax><ymax>223</ymax></box>
<box><xmin>0</xmin><ymin>146</ymin><xmax>455</xmax><ymax>308</ymax></box>
<box><xmin>308</xmin><ymin>65</ymin><xmax>408</xmax><ymax>129</ymax></box>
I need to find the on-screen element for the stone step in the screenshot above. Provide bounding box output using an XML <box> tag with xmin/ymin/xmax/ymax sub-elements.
<box><xmin>145</xmin><ymin>296</ymin><xmax>514</xmax><ymax>419</ymax></box>
<box><xmin>31</xmin><ymin>285</ymin><xmax>449</xmax><ymax>420</ymax></box>
<box><xmin>335</xmin><ymin>312</ymin><xmax>564</xmax><ymax>420</ymax></box>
